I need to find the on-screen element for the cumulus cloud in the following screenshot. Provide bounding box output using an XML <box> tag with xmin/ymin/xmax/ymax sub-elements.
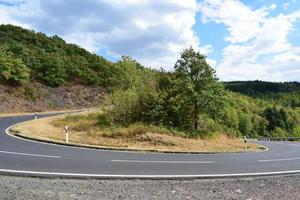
<box><xmin>0</xmin><ymin>0</ymin><xmax>210</xmax><ymax>70</ymax></box>
<box><xmin>199</xmin><ymin>0</ymin><xmax>300</xmax><ymax>81</ymax></box>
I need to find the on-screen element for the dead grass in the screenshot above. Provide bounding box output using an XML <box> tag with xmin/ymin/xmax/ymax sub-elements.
<box><xmin>12</xmin><ymin>114</ymin><xmax>262</xmax><ymax>153</ymax></box>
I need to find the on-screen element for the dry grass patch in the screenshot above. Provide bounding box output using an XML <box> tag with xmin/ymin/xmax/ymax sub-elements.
<box><xmin>12</xmin><ymin>113</ymin><xmax>262</xmax><ymax>153</ymax></box>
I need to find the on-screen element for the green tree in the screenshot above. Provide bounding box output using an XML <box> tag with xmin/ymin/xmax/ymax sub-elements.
<box><xmin>263</xmin><ymin>107</ymin><xmax>293</xmax><ymax>133</ymax></box>
<box><xmin>109</xmin><ymin>56</ymin><xmax>145</xmax><ymax>90</ymax></box>
<box><xmin>239</xmin><ymin>114</ymin><xmax>253</xmax><ymax>136</ymax></box>
<box><xmin>39</xmin><ymin>53</ymin><xmax>67</xmax><ymax>87</ymax></box>
<box><xmin>224</xmin><ymin>107</ymin><xmax>239</xmax><ymax>130</ymax></box>
<box><xmin>174</xmin><ymin>47</ymin><xmax>226</xmax><ymax>129</ymax></box>
<box><xmin>0</xmin><ymin>51</ymin><xmax>30</xmax><ymax>85</ymax></box>
<box><xmin>271</xmin><ymin>127</ymin><xmax>288</xmax><ymax>138</ymax></box>
<box><xmin>252</xmin><ymin>115</ymin><xmax>268</xmax><ymax>137</ymax></box>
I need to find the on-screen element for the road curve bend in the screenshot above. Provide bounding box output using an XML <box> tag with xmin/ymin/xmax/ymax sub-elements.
<box><xmin>1</xmin><ymin>113</ymin><xmax>300</xmax><ymax>179</ymax></box>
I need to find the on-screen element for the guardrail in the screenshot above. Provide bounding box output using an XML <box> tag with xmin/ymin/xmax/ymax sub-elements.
<box><xmin>259</xmin><ymin>137</ymin><xmax>300</xmax><ymax>142</ymax></box>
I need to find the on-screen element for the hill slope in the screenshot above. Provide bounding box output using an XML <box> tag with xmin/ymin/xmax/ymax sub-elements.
<box><xmin>0</xmin><ymin>24</ymin><xmax>115</xmax><ymax>87</ymax></box>
<box><xmin>224</xmin><ymin>81</ymin><xmax>300</xmax><ymax>108</ymax></box>
<box><xmin>0</xmin><ymin>25</ymin><xmax>153</xmax><ymax>113</ymax></box>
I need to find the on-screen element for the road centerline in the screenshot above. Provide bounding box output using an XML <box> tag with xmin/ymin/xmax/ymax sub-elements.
<box><xmin>111</xmin><ymin>159</ymin><xmax>214</xmax><ymax>164</ymax></box>
<box><xmin>0</xmin><ymin>150</ymin><xmax>61</xmax><ymax>159</ymax></box>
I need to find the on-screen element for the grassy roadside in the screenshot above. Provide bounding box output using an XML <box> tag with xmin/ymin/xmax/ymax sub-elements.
<box><xmin>11</xmin><ymin>113</ymin><xmax>263</xmax><ymax>153</ymax></box>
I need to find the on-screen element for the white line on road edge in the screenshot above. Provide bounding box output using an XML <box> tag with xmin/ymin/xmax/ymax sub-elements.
<box><xmin>111</xmin><ymin>160</ymin><xmax>214</xmax><ymax>164</ymax></box>
<box><xmin>0</xmin><ymin>168</ymin><xmax>299</xmax><ymax>178</ymax></box>
<box><xmin>259</xmin><ymin>157</ymin><xmax>300</xmax><ymax>162</ymax></box>
<box><xmin>0</xmin><ymin>150</ymin><xmax>61</xmax><ymax>159</ymax></box>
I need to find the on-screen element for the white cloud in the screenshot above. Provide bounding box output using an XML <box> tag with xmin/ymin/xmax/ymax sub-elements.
<box><xmin>199</xmin><ymin>0</ymin><xmax>300</xmax><ymax>81</ymax></box>
<box><xmin>0</xmin><ymin>0</ymin><xmax>210</xmax><ymax>70</ymax></box>
<box><xmin>0</xmin><ymin>6</ymin><xmax>26</xmax><ymax>26</ymax></box>
<box><xmin>270</xmin><ymin>4</ymin><xmax>277</xmax><ymax>10</ymax></box>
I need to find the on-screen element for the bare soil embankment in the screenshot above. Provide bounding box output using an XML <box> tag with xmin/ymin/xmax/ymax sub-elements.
<box><xmin>0</xmin><ymin>82</ymin><xmax>106</xmax><ymax>114</ymax></box>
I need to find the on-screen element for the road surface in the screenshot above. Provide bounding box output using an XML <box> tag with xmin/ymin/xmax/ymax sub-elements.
<box><xmin>0</xmin><ymin>113</ymin><xmax>300</xmax><ymax>178</ymax></box>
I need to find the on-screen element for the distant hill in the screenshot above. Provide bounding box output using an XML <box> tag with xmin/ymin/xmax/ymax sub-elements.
<box><xmin>224</xmin><ymin>81</ymin><xmax>300</xmax><ymax>108</ymax></box>
<box><xmin>224</xmin><ymin>81</ymin><xmax>300</xmax><ymax>95</ymax></box>
<box><xmin>0</xmin><ymin>24</ymin><xmax>114</xmax><ymax>87</ymax></box>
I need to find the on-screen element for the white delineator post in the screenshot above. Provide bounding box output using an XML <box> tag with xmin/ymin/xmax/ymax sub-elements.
<box><xmin>65</xmin><ymin>125</ymin><xmax>69</xmax><ymax>143</ymax></box>
<box><xmin>34</xmin><ymin>113</ymin><xmax>37</xmax><ymax>120</ymax></box>
<box><xmin>244</xmin><ymin>136</ymin><xmax>247</xmax><ymax>151</ymax></box>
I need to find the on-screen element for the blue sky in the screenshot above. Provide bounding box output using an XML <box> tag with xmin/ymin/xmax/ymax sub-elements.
<box><xmin>0</xmin><ymin>0</ymin><xmax>300</xmax><ymax>81</ymax></box>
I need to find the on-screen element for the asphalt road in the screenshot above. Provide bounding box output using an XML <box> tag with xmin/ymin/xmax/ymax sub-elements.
<box><xmin>0</xmin><ymin>113</ymin><xmax>300</xmax><ymax>178</ymax></box>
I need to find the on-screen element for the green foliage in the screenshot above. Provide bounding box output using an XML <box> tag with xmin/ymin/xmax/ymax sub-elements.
<box><xmin>0</xmin><ymin>50</ymin><xmax>30</xmax><ymax>85</ymax></box>
<box><xmin>103</xmin><ymin>89</ymin><xmax>140</xmax><ymax>126</ymax></box>
<box><xmin>174</xmin><ymin>47</ymin><xmax>226</xmax><ymax>129</ymax></box>
<box><xmin>239</xmin><ymin>114</ymin><xmax>253</xmax><ymax>137</ymax></box>
<box><xmin>224</xmin><ymin>81</ymin><xmax>300</xmax><ymax>108</ymax></box>
<box><xmin>252</xmin><ymin>115</ymin><xmax>268</xmax><ymax>138</ymax></box>
<box><xmin>109</xmin><ymin>56</ymin><xmax>142</xmax><ymax>90</ymax></box>
<box><xmin>263</xmin><ymin>107</ymin><xmax>293</xmax><ymax>133</ymax></box>
<box><xmin>293</xmin><ymin>126</ymin><xmax>300</xmax><ymax>137</ymax></box>
<box><xmin>39</xmin><ymin>53</ymin><xmax>67</xmax><ymax>87</ymax></box>
<box><xmin>224</xmin><ymin>81</ymin><xmax>300</xmax><ymax>96</ymax></box>
<box><xmin>271</xmin><ymin>127</ymin><xmax>288</xmax><ymax>138</ymax></box>
<box><xmin>0</xmin><ymin>24</ymin><xmax>113</xmax><ymax>87</ymax></box>
<box><xmin>0</xmin><ymin>25</ymin><xmax>159</xmax><ymax>89</ymax></box>
<box><xmin>224</xmin><ymin>107</ymin><xmax>239</xmax><ymax>130</ymax></box>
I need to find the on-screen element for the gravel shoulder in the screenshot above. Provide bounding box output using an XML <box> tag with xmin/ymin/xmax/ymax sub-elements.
<box><xmin>1</xmin><ymin>174</ymin><xmax>299</xmax><ymax>200</ymax></box>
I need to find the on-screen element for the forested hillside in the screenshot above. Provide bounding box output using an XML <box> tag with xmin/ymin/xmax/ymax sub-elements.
<box><xmin>224</xmin><ymin>81</ymin><xmax>300</xmax><ymax>108</ymax></box>
<box><xmin>225</xmin><ymin>81</ymin><xmax>300</xmax><ymax>94</ymax></box>
<box><xmin>0</xmin><ymin>25</ymin><xmax>155</xmax><ymax>112</ymax></box>
<box><xmin>1</xmin><ymin>24</ymin><xmax>300</xmax><ymax>139</ymax></box>
<box><xmin>0</xmin><ymin>24</ymin><xmax>154</xmax><ymax>88</ymax></box>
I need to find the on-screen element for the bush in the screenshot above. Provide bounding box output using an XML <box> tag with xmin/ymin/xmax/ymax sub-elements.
<box><xmin>97</xmin><ymin>112</ymin><xmax>113</xmax><ymax>127</ymax></box>
<box><xmin>103</xmin><ymin>89</ymin><xmax>140</xmax><ymax>126</ymax></box>
<box><xmin>271</xmin><ymin>127</ymin><xmax>288</xmax><ymax>138</ymax></box>
<box><xmin>0</xmin><ymin>54</ymin><xmax>30</xmax><ymax>85</ymax></box>
<box><xmin>292</xmin><ymin>126</ymin><xmax>300</xmax><ymax>137</ymax></box>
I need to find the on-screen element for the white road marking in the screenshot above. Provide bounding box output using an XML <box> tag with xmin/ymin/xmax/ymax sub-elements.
<box><xmin>111</xmin><ymin>160</ymin><xmax>214</xmax><ymax>164</ymax></box>
<box><xmin>259</xmin><ymin>157</ymin><xmax>300</xmax><ymax>162</ymax></box>
<box><xmin>0</xmin><ymin>168</ymin><xmax>300</xmax><ymax>178</ymax></box>
<box><xmin>0</xmin><ymin>150</ymin><xmax>61</xmax><ymax>159</ymax></box>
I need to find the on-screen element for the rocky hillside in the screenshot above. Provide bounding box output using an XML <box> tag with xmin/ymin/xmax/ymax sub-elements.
<box><xmin>0</xmin><ymin>83</ymin><xmax>106</xmax><ymax>113</ymax></box>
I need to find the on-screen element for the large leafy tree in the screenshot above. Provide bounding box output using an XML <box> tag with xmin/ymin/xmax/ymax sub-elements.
<box><xmin>0</xmin><ymin>50</ymin><xmax>30</xmax><ymax>86</ymax></box>
<box><xmin>174</xmin><ymin>47</ymin><xmax>226</xmax><ymax>130</ymax></box>
<box><xmin>263</xmin><ymin>106</ymin><xmax>293</xmax><ymax>133</ymax></box>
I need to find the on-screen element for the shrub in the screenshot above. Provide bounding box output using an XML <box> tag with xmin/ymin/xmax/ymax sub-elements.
<box><xmin>271</xmin><ymin>127</ymin><xmax>288</xmax><ymax>138</ymax></box>
<box><xmin>0</xmin><ymin>54</ymin><xmax>30</xmax><ymax>85</ymax></box>
<box><xmin>103</xmin><ymin>89</ymin><xmax>140</xmax><ymax>126</ymax></box>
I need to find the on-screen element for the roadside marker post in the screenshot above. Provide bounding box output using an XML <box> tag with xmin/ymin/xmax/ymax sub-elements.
<box><xmin>244</xmin><ymin>136</ymin><xmax>247</xmax><ymax>151</ymax></box>
<box><xmin>65</xmin><ymin>126</ymin><xmax>69</xmax><ymax>143</ymax></box>
<box><xmin>34</xmin><ymin>113</ymin><xmax>37</xmax><ymax>120</ymax></box>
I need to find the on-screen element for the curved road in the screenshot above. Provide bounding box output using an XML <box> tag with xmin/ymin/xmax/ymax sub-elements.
<box><xmin>0</xmin><ymin>113</ymin><xmax>300</xmax><ymax>178</ymax></box>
